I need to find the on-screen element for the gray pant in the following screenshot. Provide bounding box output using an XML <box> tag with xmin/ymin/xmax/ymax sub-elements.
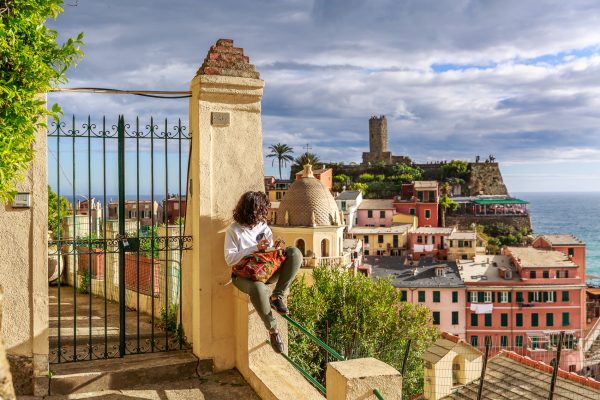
<box><xmin>232</xmin><ymin>247</ymin><xmax>302</xmax><ymax>331</ymax></box>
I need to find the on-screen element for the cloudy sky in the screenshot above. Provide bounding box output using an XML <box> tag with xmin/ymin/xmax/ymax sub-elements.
<box><xmin>48</xmin><ymin>0</ymin><xmax>600</xmax><ymax>193</ymax></box>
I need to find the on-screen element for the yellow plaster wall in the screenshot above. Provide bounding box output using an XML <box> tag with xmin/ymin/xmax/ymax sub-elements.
<box><xmin>184</xmin><ymin>74</ymin><xmax>266</xmax><ymax>371</ymax></box>
<box><xmin>0</xmin><ymin>102</ymin><xmax>48</xmax><ymax>394</ymax></box>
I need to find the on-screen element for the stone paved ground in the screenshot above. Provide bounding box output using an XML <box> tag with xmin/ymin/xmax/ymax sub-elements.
<box><xmin>18</xmin><ymin>369</ymin><xmax>260</xmax><ymax>400</ymax></box>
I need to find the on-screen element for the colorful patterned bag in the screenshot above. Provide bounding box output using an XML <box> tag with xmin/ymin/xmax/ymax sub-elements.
<box><xmin>232</xmin><ymin>247</ymin><xmax>287</xmax><ymax>283</ymax></box>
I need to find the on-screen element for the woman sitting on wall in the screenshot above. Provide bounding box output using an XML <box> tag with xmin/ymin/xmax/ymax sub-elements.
<box><xmin>224</xmin><ymin>191</ymin><xmax>302</xmax><ymax>353</ymax></box>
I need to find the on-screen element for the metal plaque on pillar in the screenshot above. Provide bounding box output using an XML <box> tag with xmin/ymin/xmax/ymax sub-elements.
<box><xmin>211</xmin><ymin>112</ymin><xmax>230</xmax><ymax>127</ymax></box>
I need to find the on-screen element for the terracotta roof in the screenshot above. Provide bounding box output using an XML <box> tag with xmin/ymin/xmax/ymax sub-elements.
<box><xmin>448</xmin><ymin>231</ymin><xmax>477</xmax><ymax>240</ymax></box>
<box><xmin>335</xmin><ymin>191</ymin><xmax>362</xmax><ymax>201</ymax></box>
<box><xmin>507</xmin><ymin>247</ymin><xmax>578</xmax><ymax>269</ymax></box>
<box><xmin>422</xmin><ymin>333</ymin><xmax>481</xmax><ymax>364</ymax></box>
<box><xmin>414</xmin><ymin>181</ymin><xmax>438</xmax><ymax>189</ymax></box>
<box><xmin>414</xmin><ymin>227</ymin><xmax>454</xmax><ymax>235</ymax></box>
<box><xmin>443</xmin><ymin>350</ymin><xmax>600</xmax><ymax>399</ymax></box>
<box><xmin>349</xmin><ymin>224</ymin><xmax>412</xmax><ymax>235</ymax></box>
<box><xmin>197</xmin><ymin>39</ymin><xmax>259</xmax><ymax>79</ymax></box>
<box><xmin>538</xmin><ymin>234</ymin><xmax>585</xmax><ymax>246</ymax></box>
<box><xmin>275</xmin><ymin>165</ymin><xmax>340</xmax><ymax>227</ymax></box>
<box><xmin>357</xmin><ymin>199</ymin><xmax>395</xmax><ymax>210</ymax></box>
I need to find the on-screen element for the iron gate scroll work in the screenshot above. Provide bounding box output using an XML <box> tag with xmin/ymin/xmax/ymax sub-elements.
<box><xmin>48</xmin><ymin>115</ymin><xmax>192</xmax><ymax>363</ymax></box>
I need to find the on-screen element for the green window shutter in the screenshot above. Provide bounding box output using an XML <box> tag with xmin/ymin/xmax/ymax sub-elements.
<box><xmin>562</xmin><ymin>312</ymin><xmax>570</xmax><ymax>326</ymax></box>
<box><xmin>425</xmin><ymin>209</ymin><xmax>431</xmax><ymax>218</ymax></box>
<box><xmin>553</xmin><ymin>291</ymin><xmax>557</xmax><ymax>302</ymax></box>
<box><xmin>516</xmin><ymin>292</ymin><xmax>523</xmax><ymax>302</ymax></box>
<box><xmin>501</xmin><ymin>313</ymin><xmax>508</xmax><ymax>327</ymax></box>
<box><xmin>433</xmin><ymin>291</ymin><xmax>440</xmax><ymax>302</ymax></box>
<box><xmin>429</xmin><ymin>191</ymin><xmax>434</xmax><ymax>202</ymax></box>
<box><xmin>516</xmin><ymin>313</ymin><xmax>523</xmax><ymax>327</ymax></box>
<box><xmin>528</xmin><ymin>292</ymin><xmax>534</xmax><ymax>302</ymax></box>
<box><xmin>491</xmin><ymin>292</ymin><xmax>496</xmax><ymax>303</ymax></box>
<box><xmin>516</xmin><ymin>336</ymin><xmax>523</xmax><ymax>347</ymax></box>
<box><xmin>543</xmin><ymin>292</ymin><xmax>549</xmax><ymax>302</ymax></box>
<box><xmin>368</xmin><ymin>210</ymin><xmax>373</xmax><ymax>218</ymax></box>
<box><xmin>532</xmin><ymin>313</ymin><xmax>539</xmax><ymax>327</ymax></box>
<box><xmin>546</xmin><ymin>313</ymin><xmax>554</xmax><ymax>327</ymax></box>
<box><xmin>508</xmin><ymin>292</ymin><xmax>512</xmax><ymax>302</ymax></box>
<box><xmin>418</xmin><ymin>291</ymin><xmax>425</xmax><ymax>302</ymax></box>
<box><xmin>478</xmin><ymin>292</ymin><xmax>485</xmax><ymax>303</ymax></box>
<box><xmin>418</xmin><ymin>191</ymin><xmax>423</xmax><ymax>201</ymax></box>
<box><xmin>471</xmin><ymin>314</ymin><xmax>478</xmax><ymax>327</ymax></box>
<box><xmin>452</xmin><ymin>311</ymin><xmax>459</xmax><ymax>325</ymax></box>
<box><xmin>471</xmin><ymin>336</ymin><xmax>478</xmax><ymax>346</ymax></box>
<box><xmin>562</xmin><ymin>291</ymin><xmax>569</xmax><ymax>302</ymax></box>
<box><xmin>433</xmin><ymin>312</ymin><xmax>440</xmax><ymax>325</ymax></box>
<box><xmin>484</xmin><ymin>314</ymin><xmax>492</xmax><ymax>327</ymax></box>
<box><xmin>543</xmin><ymin>271</ymin><xmax>549</xmax><ymax>278</ymax></box>
<box><xmin>501</xmin><ymin>336</ymin><xmax>508</xmax><ymax>347</ymax></box>
<box><xmin>401</xmin><ymin>290</ymin><xmax>407</xmax><ymax>301</ymax></box>
<box><xmin>452</xmin><ymin>291</ymin><xmax>458</xmax><ymax>303</ymax></box>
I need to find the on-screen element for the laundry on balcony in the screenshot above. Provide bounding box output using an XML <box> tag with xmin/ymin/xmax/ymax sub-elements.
<box><xmin>470</xmin><ymin>303</ymin><xmax>493</xmax><ymax>314</ymax></box>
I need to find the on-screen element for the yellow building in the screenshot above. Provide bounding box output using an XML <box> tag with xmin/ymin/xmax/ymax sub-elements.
<box><xmin>446</xmin><ymin>231</ymin><xmax>486</xmax><ymax>261</ymax></box>
<box><xmin>348</xmin><ymin>224</ymin><xmax>412</xmax><ymax>256</ymax></box>
<box><xmin>267</xmin><ymin>180</ymin><xmax>292</xmax><ymax>202</ymax></box>
<box><xmin>271</xmin><ymin>165</ymin><xmax>348</xmax><ymax>268</ymax></box>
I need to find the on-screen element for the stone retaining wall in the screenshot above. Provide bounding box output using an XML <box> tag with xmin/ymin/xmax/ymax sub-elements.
<box><xmin>446</xmin><ymin>214</ymin><xmax>532</xmax><ymax>232</ymax></box>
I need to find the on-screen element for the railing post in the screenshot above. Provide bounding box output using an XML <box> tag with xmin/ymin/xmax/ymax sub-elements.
<box><xmin>117</xmin><ymin>115</ymin><xmax>126</xmax><ymax>358</ymax></box>
<box><xmin>400</xmin><ymin>339</ymin><xmax>411</xmax><ymax>377</ymax></box>
<box><xmin>548</xmin><ymin>331</ymin><xmax>564</xmax><ymax>400</ymax></box>
<box><xmin>476</xmin><ymin>336</ymin><xmax>491</xmax><ymax>400</ymax></box>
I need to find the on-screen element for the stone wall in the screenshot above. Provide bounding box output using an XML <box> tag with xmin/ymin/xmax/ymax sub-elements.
<box><xmin>446</xmin><ymin>214</ymin><xmax>532</xmax><ymax>232</ymax></box>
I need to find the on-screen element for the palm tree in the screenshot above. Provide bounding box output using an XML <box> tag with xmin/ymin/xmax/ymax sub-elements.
<box><xmin>293</xmin><ymin>152</ymin><xmax>321</xmax><ymax>170</ymax></box>
<box><xmin>266</xmin><ymin>143</ymin><xmax>295</xmax><ymax>180</ymax></box>
<box><xmin>439</xmin><ymin>182</ymin><xmax>458</xmax><ymax>227</ymax></box>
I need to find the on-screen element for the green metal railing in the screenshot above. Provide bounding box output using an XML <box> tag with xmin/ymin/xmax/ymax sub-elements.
<box><xmin>373</xmin><ymin>389</ymin><xmax>385</xmax><ymax>399</ymax></box>
<box><xmin>279</xmin><ymin>314</ymin><xmax>345</xmax><ymax>395</ymax></box>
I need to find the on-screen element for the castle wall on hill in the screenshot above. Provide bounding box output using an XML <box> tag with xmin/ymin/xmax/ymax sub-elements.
<box><xmin>446</xmin><ymin>214</ymin><xmax>532</xmax><ymax>232</ymax></box>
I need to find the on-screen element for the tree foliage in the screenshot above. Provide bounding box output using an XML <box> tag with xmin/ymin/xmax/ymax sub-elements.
<box><xmin>292</xmin><ymin>152</ymin><xmax>321</xmax><ymax>171</ymax></box>
<box><xmin>288</xmin><ymin>267</ymin><xmax>439</xmax><ymax>399</ymax></box>
<box><xmin>392</xmin><ymin>163</ymin><xmax>423</xmax><ymax>182</ymax></box>
<box><xmin>0</xmin><ymin>0</ymin><xmax>83</xmax><ymax>202</ymax></box>
<box><xmin>48</xmin><ymin>184</ymin><xmax>70</xmax><ymax>239</ymax></box>
<box><xmin>441</xmin><ymin>160</ymin><xmax>469</xmax><ymax>180</ymax></box>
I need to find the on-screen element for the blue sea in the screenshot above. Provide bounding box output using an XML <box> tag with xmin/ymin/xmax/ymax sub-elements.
<box><xmin>515</xmin><ymin>192</ymin><xmax>600</xmax><ymax>284</ymax></box>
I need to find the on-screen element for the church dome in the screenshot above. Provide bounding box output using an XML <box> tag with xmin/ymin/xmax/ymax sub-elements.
<box><xmin>275</xmin><ymin>165</ymin><xmax>341</xmax><ymax>227</ymax></box>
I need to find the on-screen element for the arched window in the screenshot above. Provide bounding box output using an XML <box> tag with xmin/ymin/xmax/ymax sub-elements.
<box><xmin>452</xmin><ymin>355</ymin><xmax>466</xmax><ymax>386</ymax></box>
<box><xmin>296</xmin><ymin>239</ymin><xmax>306</xmax><ymax>256</ymax></box>
<box><xmin>321</xmin><ymin>239</ymin><xmax>330</xmax><ymax>257</ymax></box>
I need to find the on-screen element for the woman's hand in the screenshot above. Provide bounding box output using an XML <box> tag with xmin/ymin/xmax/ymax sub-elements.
<box><xmin>257</xmin><ymin>239</ymin><xmax>270</xmax><ymax>251</ymax></box>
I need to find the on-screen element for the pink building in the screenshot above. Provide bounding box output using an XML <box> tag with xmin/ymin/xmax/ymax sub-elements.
<box><xmin>393</xmin><ymin>181</ymin><xmax>439</xmax><ymax>227</ymax></box>
<box><xmin>532</xmin><ymin>234</ymin><xmax>586</xmax><ymax>272</ymax></box>
<box><xmin>460</xmin><ymin>248</ymin><xmax>586</xmax><ymax>372</ymax></box>
<box><xmin>408</xmin><ymin>227</ymin><xmax>453</xmax><ymax>261</ymax></box>
<box><xmin>369</xmin><ymin>257</ymin><xmax>467</xmax><ymax>339</ymax></box>
<box><xmin>355</xmin><ymin>199</ymin><xmax>395</xmax><ymax>227</ymax></box>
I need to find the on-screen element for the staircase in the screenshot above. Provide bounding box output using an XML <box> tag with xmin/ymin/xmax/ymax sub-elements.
<box><xmin>49</xmin><ymin>351</ymin><xmax>211</xmax><ymax>395</ymax></box>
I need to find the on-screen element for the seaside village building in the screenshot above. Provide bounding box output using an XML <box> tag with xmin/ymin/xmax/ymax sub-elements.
<box><xmin>271</xmin><ymin>164</ymin><xmax>351</xmax><ymax>268</ymax></box>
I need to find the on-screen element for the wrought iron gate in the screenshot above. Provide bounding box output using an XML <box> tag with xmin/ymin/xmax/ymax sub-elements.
<box><xmin>48</xmin><ymin>115</ymin><xmax>192</xmax><ymax>363</ymax></box>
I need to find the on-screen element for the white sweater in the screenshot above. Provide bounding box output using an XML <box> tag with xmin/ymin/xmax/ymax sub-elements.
<box><xmin>224</xmin><ymin>222</ymin><xmax>273</xmax><ymax>267</ymax></box>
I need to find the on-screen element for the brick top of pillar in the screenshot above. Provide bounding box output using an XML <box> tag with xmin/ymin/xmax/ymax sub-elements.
<box><xmin>197</xmin><ymin>38</ymin><xmax>260</xmax><ymax>79</ymax></box>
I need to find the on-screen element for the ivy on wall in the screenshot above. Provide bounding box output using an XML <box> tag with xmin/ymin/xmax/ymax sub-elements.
<box><xmin>0</xmin><ymin>0</ymin><xmax>83</xmax><ymax>202</ymax></box>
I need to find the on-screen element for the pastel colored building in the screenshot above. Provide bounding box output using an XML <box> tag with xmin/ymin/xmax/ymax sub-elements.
<box><xmin>164</xmin><ymin>196</ymin><xmax>187</xmax><ymax>224</ymax></box>
<box><xmin>349</xmin><ymin>224</ymin><xmax>412</xmax><ymax>256</ymax></box>
<box><xmin>394</xmin><ymin>181</ymin><xmax>439</xmax><ymax>227</ymax></box>
<box><xmin>446</xmin><ymin>230</ymin><xmax>486</xmax><ymax>261</ymax></box>
<box><xmin>460</xmin><ymin>248</ymin><xmax>586</xmax><ymax>372</ymax></box>
<box><xmin>294</xmin><ymin>166</ymin><xmax>333</xmax><ymax>191</ymax></box>
<box><xmin>266</xmin><ymin>179</ymin><xmax>292</xmax><ymax>202</ymax></box>
<box><xmin>409</xmin><ymin>227</ymin><xmax>454</xmax><ymax>261</ymax></box>
<box><xmin>356</xmin><ymin>199</ymin><xmax>395</xmax><ymax>227</ymax></box>
<box><xmin>533</xmin><ymin>234</ymin><xmax>586</xmax><ymax>272</ymax></box>
<box><xmin>334</xmin><ymin>190</ymin><xmax>363</xmax><ymax>229</ymax></box>
<box><xmin>107</xmin><ymin>200</ymin><xmax>163</xmax><ymax>227</ymax></box>
<box><xmin>370</xmin><ymin>257</ymin><xmax>467</xmax><ymax>339</ymax></box>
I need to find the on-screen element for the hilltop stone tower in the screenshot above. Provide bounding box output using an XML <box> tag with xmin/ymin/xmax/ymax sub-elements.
<box><xmin>362</xmin><ymin>115</ymin><xmax>409</xmax><ymax>165</ymax></box>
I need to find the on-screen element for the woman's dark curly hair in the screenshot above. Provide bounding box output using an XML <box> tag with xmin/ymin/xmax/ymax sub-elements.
<box><xmin>233</xmin><ymin>191</ymin><xmax>271</xmax><ymax>227</ymax></box>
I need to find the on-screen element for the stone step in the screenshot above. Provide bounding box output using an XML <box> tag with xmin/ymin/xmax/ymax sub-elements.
<box><xmin>49</xmin><ymin>350</ymin><xmax>212</xmax><ymax>395</ymax></box>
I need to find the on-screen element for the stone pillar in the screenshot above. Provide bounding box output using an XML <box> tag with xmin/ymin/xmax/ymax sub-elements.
<box><xmin>326</xmin><ymin>358</ymin><xmax>402</xmax><ymax>400</ymax></box>
<box><xmin>0</xmin><ymin>287</ymin><xmax>17</xmax><ymax>400</ymax></box>
<box><xmin>185</xmin><ymin>39</ymin><xmax>265</xmax><ymax>371</ymax></box>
